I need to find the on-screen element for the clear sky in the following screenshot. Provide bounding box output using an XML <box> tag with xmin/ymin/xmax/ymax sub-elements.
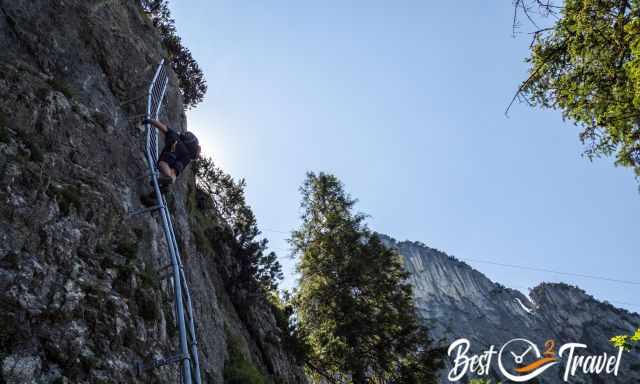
<box><xmin>169</xmin><ymin>1</ymin><xmax>639</xmax><ymax>313</ymax></box>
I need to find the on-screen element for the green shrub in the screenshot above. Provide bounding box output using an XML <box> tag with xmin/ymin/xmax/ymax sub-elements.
<box><xmin>46</xmin><ymin>78</ymin><xmax>74</xmax><ymax>99</ymax></box>
<box><xmin>47</xmin><ymin>184</ymin><xmax>81</xmax><ymax>216</ymax></box>
<box><xmin>133</xmin><ymin>227</ymin><xmax>144</xmax><ymax>239</ymax></box>
<box><xmin>116</xmin><ymin>263</ymin><xmax>135</xmax><ymax>280</ymax></box>
<box><xmin>91</xmin><ymin>111</ymin><xmax>110</xmax><ymax>127</ymax></box>
<box><xmin>192</xmin><ymin>226</ymin><xmax>211</xmax><ymax>253</ymax></box>
<box><xmin>224</xmin><ymin>336</ymin><xmax>266</xmax><ymax>384</ymax></box>
<box><xmin>139</xmin><ymin>263</ymin><xmax>159</xmax><ymax>289</ymax></box>
<box><xmin>35</xmin><ymin>86</ymin><xmax>49</xmax><ymax>100</ymax></box>
<box><xmin>193</xmin><ymin>157</ymin><xmax>283</xmax><ymax>295</ymax></box>
<box><xmin>26</xmin><ymin>141</ymin><xmax>43</xmax><ymax>162</ymax></box>
<box><xmin>0</xmin><ymin>112</ymin><xmax>10</xmax><ymax>144</ymax></box>
<box><xmin>115</xmin><ymin>239</ymin><xmax>138</xmax><ymax>259</ymax></box>
<box><xmin>135</xmin><ymin>288</ymin><xmax>159</xmax><ymax>322</ymax></box>
<box><xmin>0</xmin><ymin>126</ymin><xmax>8</xmax><ymax>144</ymax></box>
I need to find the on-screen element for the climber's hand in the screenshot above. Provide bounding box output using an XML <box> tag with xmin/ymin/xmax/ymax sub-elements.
<box><xmin>142</xmin><ymin>118</ymin><xmax>154</xmax><ymax>126</ymax></box>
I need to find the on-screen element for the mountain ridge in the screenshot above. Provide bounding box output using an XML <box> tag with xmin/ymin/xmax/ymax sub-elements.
<box><xmin>379</xmin><ymin>233</ymin><xmax>640</xmax><ymax>383</ymax></box>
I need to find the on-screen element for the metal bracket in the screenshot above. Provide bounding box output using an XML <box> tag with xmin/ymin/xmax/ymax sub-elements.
<box><xmin>135</xmin><ymin>353</ymin><xmax>188</xmax><ymax>375</ymax></box>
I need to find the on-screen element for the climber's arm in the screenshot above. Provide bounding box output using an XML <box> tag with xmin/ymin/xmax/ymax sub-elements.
<box><xmin>143</xmin><ymin>118</ymin><xmax>169</xmax><ymax>134</ymax></box>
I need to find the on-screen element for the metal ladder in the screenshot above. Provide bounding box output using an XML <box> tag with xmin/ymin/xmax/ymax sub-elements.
<box><xmin>135</xmin><ymin>59</ymin><xmax>203</xmax><ymax>384</ymax></box>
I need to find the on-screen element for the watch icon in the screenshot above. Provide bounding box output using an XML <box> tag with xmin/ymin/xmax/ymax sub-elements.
<box><xmin>511</xmin><ymin>346</ymin><xmax>533</xmax><ymax>364</ymax></box>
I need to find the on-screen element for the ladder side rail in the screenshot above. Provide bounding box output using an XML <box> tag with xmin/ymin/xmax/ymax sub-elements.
<box><xmin>143</xmin><ymin>59</ymin><xmax>203</xmax><ymax>384</ymax></box>
<box><xmin>181</xmin><ymin>269</ymin><xmax>202</xmax><ymax>384</ymax></box>
<box><xmin>144</xmin><ymin>59</ymin><xmax>193</xmax><ymax>384</ymax></box>
<box><xmin>163</xmin><ymin>200</ymin><xmax>203</xmax><ymax>384</ymax></box>
<box><xmin>144</xmin><ymin>144</ymin><xmax>192</xmax><ymax>384</ymax></box>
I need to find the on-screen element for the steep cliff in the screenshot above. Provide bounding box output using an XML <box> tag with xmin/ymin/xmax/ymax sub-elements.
<box><xmin>0</xmin><ymin>1</ymin><xmax>305</xmax><ymax>383</ymax></box>
<box><xmin>381</xmin><ymin>235</ymin><xmax>640</xmax><ymax>383</ymax></box>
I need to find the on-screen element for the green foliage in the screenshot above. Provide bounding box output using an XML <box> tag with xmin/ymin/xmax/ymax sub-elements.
<box><xmin>46</xmin><ymin>78</ymin><xmax>74</xmax><ymax>99</ymax></box>
<box><xmin>0</xmin><ymin>112</ymin><xmax>8</xmax><ymax>143</ymax></box>
<box><xmin>469</xmin><ymin>380</ymin><xmax>500</xmax><ymax>384</ymax></box>
<box><xmin>193</xmin><ymin>157</ymin><xmax>283</xmax><ymax>295</ymax></box>
<box><xmin>515</xmin><ymin>0</ymin><xmax>640</xmax><ymax>181</ymax></box>
<box><xmin>26</xmin><ymin>141</ymin><xmax>43</xmax><ymax>162</ymax></box>
<box><xmin>611</xmin><ymin>328</ymin><xmax>640</xmax><ymax>351</ymax></box>
<box><xmin>91</xmin><ymin>111</ymin><xmax>110</xmax><ymax>128</ymax></box>
<box><xmin>0</xmin><ymin>312</ymin><xmax>18</xmax><ymax>354</ymax></box>
<box><xmin>48</xmin><ymin>184</ymin><xmax>82</xmax><ymax>216</ymax></box>
<box><xmin>0</xmin><ymin>126</ymin><xmax>8</xmax><ymax>144</ymax></box>
<box><xmin>135</xmin><ymin>288</ymin><xmax>160</xmax><ymax>321</ymax></box>
<box><xmin>115</xmin><ymin>239</ymin><xmax>138</xmax><ymax>260</ymax></box>
<box><xmin>291</xmin><ymin>172</ymin><xmax>444</xmax><ymax>384</ymax></box>
<box><xmin>224</xmin><ymin>333</ymin><xmax>266</xmax><ymax>384</ymax></box>
<box><xmin>267</xmin><ymin>291</ymin><xmax>310</xmax><ymax>364</ymax></box>
<box><xmin>192</xmin><ymin>225</ymin><xmax>212</xmax><ymax>253</ymax></box>
<box><xmin>139</xmin><ymin>263</ymin><xmax>159</xmax><ymax>289</ymax></box>
<box><xmin>139</xmin><ymin>0</ymin><xmax>207</xmax><ymax>109</ymax></box>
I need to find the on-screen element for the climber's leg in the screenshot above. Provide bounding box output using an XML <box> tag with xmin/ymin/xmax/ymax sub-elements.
<box><xmin>158</xmin><ymin>160</ymin><xmax>177</xmax><ymax>186</ymax></box>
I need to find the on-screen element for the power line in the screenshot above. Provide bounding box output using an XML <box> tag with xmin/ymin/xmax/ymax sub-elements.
<box><xmin>263</xmin><ymin>227</ymin><xmax>639</xmax><ymax>286</ymax></box>
<box><xmin>505</xmin><ymin>283</ymin><xmax>640</xmax><ymax>309</ymax></box>
<box><xmin>460</xmin><ymin>257</ymin><xmax>640</xmax><ymax>286</ymax></box>
<box><xmin>260</xmin><ymin>228</ymin><xmax>640</xmax><ymax>308</ymax></box>
<box><xmin>262</xmin><ymin>228</ymin><xmax>290</xmax><ymax>235</ymax></box>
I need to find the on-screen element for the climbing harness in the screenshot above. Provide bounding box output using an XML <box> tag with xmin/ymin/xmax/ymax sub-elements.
<box><xmin>132</xmin><ymin>59</ymin><xmax>203</xmax><ymax>384</ymax></box>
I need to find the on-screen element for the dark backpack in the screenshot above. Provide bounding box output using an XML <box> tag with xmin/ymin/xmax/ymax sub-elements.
<box><xmin>177</xmin><ymin>131</ymin><xmax>199</xmax><ymax>158</ymax></box>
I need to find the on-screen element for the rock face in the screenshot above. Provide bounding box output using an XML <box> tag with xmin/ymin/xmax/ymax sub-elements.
<box><xmin>381</xmin><ymin>235</ymin><xmax>640</xmax><ymax>384</ymax></box>
<box><xmin>0</xmin><ymin>1</ymin><xmax>305</xmax><ymax>383</ymax></box>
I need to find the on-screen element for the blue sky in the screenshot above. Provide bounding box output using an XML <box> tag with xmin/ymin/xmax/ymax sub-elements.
<box><xmin>169</xmin><ymin>1</ymin><xmax>640</xmax><ymax>312</ymax></box>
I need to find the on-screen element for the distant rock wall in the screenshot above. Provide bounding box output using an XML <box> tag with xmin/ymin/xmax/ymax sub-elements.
<box><xmin>0</xmin><ymin>2</ymin><xmax>305</xmax><ymax>383</ymax></box>
<box><xmin>381</xmin><ymin>235</ymin><xmax>640</xmax><ymax>383</ymax></box>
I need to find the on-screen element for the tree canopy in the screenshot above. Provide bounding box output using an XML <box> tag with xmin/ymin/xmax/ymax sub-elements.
<box><xmin>140</xmin><ymin>0</ymin><xmax>207</xmax><ymax>109</ymax></box>
<box><xmin>513</xmin><ymin>0</ymin><xmax>640</xmax><ymax>180</ymax></box>
<box><xmin>290</xmin><ymin>172</ymin><xmax>443</xmax><ymax>383</ymax></box>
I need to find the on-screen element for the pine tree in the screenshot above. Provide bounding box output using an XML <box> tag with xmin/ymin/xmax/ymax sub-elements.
<box><xmin>290</xmin><ymin>172</ymin><xmax>443</xmax><ymax>383</ymax></box>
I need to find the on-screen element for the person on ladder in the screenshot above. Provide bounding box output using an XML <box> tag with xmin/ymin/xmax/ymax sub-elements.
<box><xmin>140</xmin><ymin>118</ymin><xmax>201</xmax><ymax>206</ymax></box>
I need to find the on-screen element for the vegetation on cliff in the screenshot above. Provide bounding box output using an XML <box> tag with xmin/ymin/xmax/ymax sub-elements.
<box><xmin>192</xmin><ymin>157</ymin><xmax>284</xmax><ymax>298</ymax></box>
<box><xmin>139</xmin><ymin>0</ymin><xmax>207</xmax><ymax>109</ymax></box>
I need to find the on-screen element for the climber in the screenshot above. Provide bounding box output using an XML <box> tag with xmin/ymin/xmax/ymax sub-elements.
<box><xmin>144</xmin><ymin>118</ymin><xmax>201</xmax><ymax>185</ymax></box>
<box><xmin>140</xmin><ymin>118</ymin><xmax>201</xmax><ymax>205</ymax></box>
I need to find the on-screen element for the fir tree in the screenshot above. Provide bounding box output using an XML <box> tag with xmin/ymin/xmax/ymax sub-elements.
<box><xmin>290</xmin><ymin>172</ymin><xmax>443</xmax><ymax>383</ymax></box>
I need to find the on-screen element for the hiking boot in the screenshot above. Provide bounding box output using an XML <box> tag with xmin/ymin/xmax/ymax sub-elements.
<box><xmin>157</xmin><ymin>175</ymin><xmax>175</xmax><ymax>187</ymax></box>
<box><xmin>140</xmin><ymin>192</ymin><xmax>156</xmax><ymax>207</ymax></box>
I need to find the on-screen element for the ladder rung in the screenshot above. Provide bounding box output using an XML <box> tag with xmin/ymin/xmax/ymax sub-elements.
<box><xmin>136</xmin><ymin>171</ymin><xmax>158</xmax><ymax>181</ymax></box>
<box><xmin>128</xmin><ymin>205</ymin><xmax>162</xmax><ymax>217</ymax></box>
<box><xmin>157</xmin><ymin>263</ymin><xmax>173</xmax><ymax>273</ymax></box>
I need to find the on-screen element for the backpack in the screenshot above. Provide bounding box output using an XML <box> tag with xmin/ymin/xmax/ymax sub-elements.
<box><xmin>176</xmin><ymin>131</ymin><xmax>199</xmax><ymax>158</ymax></box>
